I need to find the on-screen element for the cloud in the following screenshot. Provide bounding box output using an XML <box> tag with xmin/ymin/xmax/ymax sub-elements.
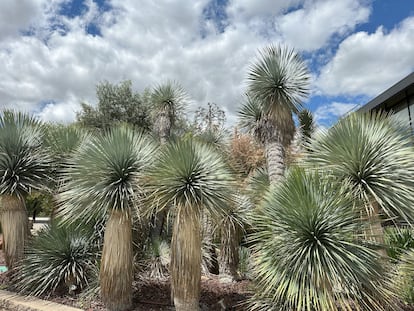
<box><xmin>317</xmin><ymin>16</ymin><xmax>414</xmax><ymax>96</ymax></box>
<box><xmin>314</xmin><ymin>101</ymin><xmax>359</xmax><ymax>125</ymax></box>
<box><xmin>0</xmin><ymin>0</ymin><xmax>43</xmax><ymax>40</ymax></box>
<box><xmin>276</xmin><ymin>0</ymin><xmax>370</xmax><ymax>51</ymax></box>
<box><xmin>0</xmin><ymin>0</ymin><xmax>410</xmax><ymax>128</ymax></box>
<box><xmin>36</xmin><ymin>99</ymin><xmax>81</xmax><ymax>123</ymax></box>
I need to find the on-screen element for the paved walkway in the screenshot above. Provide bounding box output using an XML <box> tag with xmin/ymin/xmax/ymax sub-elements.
<box><xmin>0</xmin><ymin>290</ymin><xmax>83</xmax><ymax>311</ymax></box>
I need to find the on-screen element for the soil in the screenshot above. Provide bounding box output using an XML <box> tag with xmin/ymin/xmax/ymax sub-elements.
<box><xmin>1</xmin><ymin>249</ymin><xmax>414</xmax><ymax>311</ymax></box>
<box><xmin>0</xmin><ymin>249</ymin><xmax>252</xmax><ymax>310</ymax></box>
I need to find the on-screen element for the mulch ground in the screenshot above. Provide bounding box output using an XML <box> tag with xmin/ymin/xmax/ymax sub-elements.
<box><xmin>1</xmin><ymin>249</ymin><xmax>414</xmax><ymax>311</ymax></box>
<box><xmin>0</xmin><ymin>249</ymin><xmax>252</xmax><ymax>310</ymax></box>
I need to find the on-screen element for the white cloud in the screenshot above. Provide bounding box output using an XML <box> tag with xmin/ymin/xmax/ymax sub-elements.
<box><xmin>276</xmin><ymin>0</ymin><xmax>370</xmax><ymax>51</ymax></box>
<box><xmin>36</xmin><ymin>99</ymin><xmax>81</xmax><ymax>123</ymax></box>
<box><xmin>314</xmin><ymin>102</ymin><xmax>358</xmax><ymax>125</ymax></box>
<box><xmin>0</xmin><ymin>0</ymin><xmax>410</xmax><ymax>127</ymax></box>
<box><xmin>0</xmin><ymin>0</ymin><xmax>43</xmax><ymax>40</ymax></box>
<box><xmin>317</xmin><ymin>16</ymin><xmax>414</xmax><ymax>96</ymax></box>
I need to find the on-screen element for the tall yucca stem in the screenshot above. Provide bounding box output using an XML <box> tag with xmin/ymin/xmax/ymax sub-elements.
<box><xmin>1</xmin><ymin>195</ymin><xmax>28</xmax><ymax>269</ymax></box>
<box><xmin>264</xmin><ymin>138</ymin><xmax>285</xmax><ymax>185</ymax></box>
<box><xmin>219</xmin><ymin>218</ymin><xmax>239</xmax><ymax>281</ymax></box>
<box><xmin>171</xmin><ymin>205</ymin><xmax>201</xmax><ymax>311</ymax></box>
<box><xmin>367</xmin><ymin>201</ymin><xmax>387</xmax><ymax>257</ymax></box>
<box><xmin>100</xmin><ymin>209</ymin><xmax>133</xmax><ymax>311</ymax></box>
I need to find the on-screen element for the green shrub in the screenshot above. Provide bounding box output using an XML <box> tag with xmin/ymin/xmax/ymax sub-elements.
<box><xmin>385</xmin><ymin>227</ymin><xmax>414</xmax><ymax>261</ymax></box>
<box><xmin>15</xmin><ymin>220</ymin><xmax>99</xmax><ymax>296</ymax></box>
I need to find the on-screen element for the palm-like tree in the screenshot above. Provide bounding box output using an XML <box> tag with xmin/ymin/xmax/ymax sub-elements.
<box><xmin>150</xmin><ymin>81</ymin><xmax>189</xmax><ymax>240</ymax></box>
<box><xmin>58</xmin><ymin>126</ymin><xmax>156</xmax><ymax>311</ymax></box>
<box><xmin>249</xmin><ymin>168</ymin><xmax>397</xmax><ymax>310</ymax></box>
<box><xmin>147</xmin><ymin>139</ymin><xmax>233</xmax><ymax>310</ymax></box>
<box><xmin>0</xmin><ymin>110</ymin><xmax>50</xmax><ymax>268</ymax></box>
<box><xmin>152</xmin><ymin>81</ymin><xmax>189</xmax><ymax>144</ymax></box>
<box><xmin>305</xmin><ymin>112</ymin><xmax>414</xmax><ymax>250</ymax></box>
<box><xmin>239</xmin><ymin>45</ymin><xmax>310</xmax><ymax>185</ymax></box>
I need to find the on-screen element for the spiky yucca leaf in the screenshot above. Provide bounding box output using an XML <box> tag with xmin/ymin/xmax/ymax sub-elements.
<box><xmin>152</xmin><ymin>81</ymin><xmax>189</xmax><ymax>115</ymax></box>
<box><xmin>218</xmin><ymin>194</ymin><xmax>252</xmax><ymax>280</ymax></box>
<box><xmin>59</xmin><ymin>126</ymin><xmax>156</xmax><ymax>223</ymax></box>
<box><xmin>247</xmin><ymin>45</ymin><xmax>310</xmax><ymax>120</ymax></box>
<box><xmin>298</xmin><ymin>109</ymin><xmax>315</xmax><ymax>144</ymax></box>
<box><xmin>43</xmin><ymin>124</ymin><xmax>86</xmax><ymax>162</ymax></box>
<box><xmin>151</xmin><ymin>81</ymin><xmax>189</xmax><ymax>142</ymax></box>
<box><xmin>246</xmin><ymin>167</ymin><xmax>269</xmax><ymax>205</ymax></box>
<box><xmin>0</xmin><ymin>110</ymin><xmax>50</xmax><ymax>198</ymax></box>
<box><xmin>148</xmin><ymin>139</ymin><xmax>234</xmax><ymax>219</ymax></box>
<box><xmin>238</xmin><ymin>95</ymin><xmax>264</xmax><ymax>141</ymax></box>
<box><xmin>249</xmin><ymin>168</ymin><xmax>397</xmax><ymax>311</ymax></box>
<box><xmin>306</xmin><ymin>112</ymin><xmax>414</xmax><ymax>224</ymax></box>
<box><xmin>16</xmin><ymin>220</ymin><xmax>98</xmax><ymax>296</ymax></box>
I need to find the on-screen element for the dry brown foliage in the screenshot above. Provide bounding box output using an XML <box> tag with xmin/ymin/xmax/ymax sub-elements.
<box><xmin>228</xmin><ymin>129</ymin><xmax>265</xmax><ymax>178</ymax></box>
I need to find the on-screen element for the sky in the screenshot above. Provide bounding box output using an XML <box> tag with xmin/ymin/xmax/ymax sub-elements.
<box><xmin>0</xmin><ymin>0</ymin><xmax>413</xmax><ymax>128</ymax></box>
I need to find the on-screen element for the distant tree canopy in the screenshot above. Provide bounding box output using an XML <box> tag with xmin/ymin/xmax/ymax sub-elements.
<box><xmin>76</xmin><ymin>80</ymin><xmax>152</xmax><ymax>131</ymax></box>
<box><xmin>193</xmin><ymin>102</ymin><xmax>225</xmax><ymax>133</ymax></box>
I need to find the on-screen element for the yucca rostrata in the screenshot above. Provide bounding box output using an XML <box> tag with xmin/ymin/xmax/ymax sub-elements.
<box><xmin>147</xmin><ymin>139</ymin><xmax>233</xmax><ymax>310</ymax></box>
<box><xmin>0</xmin><ymin>110</ymin><xmax>50</xmax><ymax>268</ymax></box>
<box><xmin>59</xmin><ymin>126</ymin><xmax>156</xmax><ymax>311</ymax></box>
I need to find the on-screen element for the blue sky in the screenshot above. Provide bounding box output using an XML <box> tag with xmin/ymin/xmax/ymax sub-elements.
<box><xmin>0</xmin><ymin>0</ymin><xmax>413</xmax><ymax>127</ymax></box>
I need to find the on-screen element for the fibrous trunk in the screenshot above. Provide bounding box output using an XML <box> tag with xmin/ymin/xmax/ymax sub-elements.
<box><xmin>264</xmin><ymin>138</ymin><xmax>285</xmax><ymax>186</ymax></box>
<box><xmin>150</xmin><ymin>112</ymin><xmax>171</xmax><ymax>241</ymax></box>
<box><xmin>100</xmin><ymin>209</ymin><xmax>133</xmax><ymax>311</ymax></box>
<box><xmin>171</xmin><ymin>206</ymin><xmax>201</xmax><ymax>311</ymax></box>
<box><xmin>366</xmin><ymin>201</ymin><xmax>386</xmax><ymax>257</ymax></box>
<box><xmin>219</xmin><ymin>218</ymin><xmax>239</xmax><ymax>281</ymax></box>
<box><xmin>0</xmin><ymin>195</ymin><xmax>28</xmax><ymax>269</ymax></box>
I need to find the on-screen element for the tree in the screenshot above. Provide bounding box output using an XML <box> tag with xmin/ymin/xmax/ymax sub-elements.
<box><xmin>150</xmin><ymin>81</ymin><xmax>190</xmax><ymax>240</ymax></box>
<box><xmin>249</xmin><ymin>168</ymin><xmax>397</xmax><ymax>310</ymax></box>
<box><xmin>77</xmin><ymin>80</ymin><xmax>152</xmax><ymax>131</ymax></box>
<box><xmin>151</xmin><ymin>81</ymin><xmax>189</xmax><ymax>144</ymax></box>
<box><xmin>193</xmin><ymin>102</ymin><xmax>226</xmax><ymax>133</ymax></box>
<box><xmin>147</xmin><ymin>139</ymin><xmax>234</xmax><ymax>310</ymax></box>
<box><xmin>305</xmin><ymin>112</ymin><xmax>414</xmax><ymax>253</ymax></box>
<box><xmin>58</xmin><ymin>126</ymin><xmax>156</xmax><ymax>311</ymax></box>
<box><xmin>239</xmin><ymin>45</ymin><xmax>310</xmax><ymax>185</ymax></box>
<box><xmin>0</xmin><ymin>111</ymin><xmax>51</xmax><ymax>268</ymax></box>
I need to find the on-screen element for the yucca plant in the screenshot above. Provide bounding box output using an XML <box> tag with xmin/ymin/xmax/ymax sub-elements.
<box><xmin>249</xmin><ymin>167</ymin><xmax>398</xmax><ymax>311</ymax></box>
<box><xmin>240</xmin><ymin>44</ymin><xmax>310</xmax><ymax>185</ymax></box>
<box><xmin>385</xmin><ymin>227</ymin><xmax>414</xmax><ymax>261</ymax></box>
<box><xmin>15</xmin><ymin>220</ymin><xmax>98</xmax><ymax>296</ymax></box>
<box><xmin>147</xmin><ymin>138</ymin><xmax>234</xmax><ymax>311</ymax></box>
<box><xmin>0</xmin><ymin>110</ymin><xmax>51</xmax><ymax>268</ymax></box>
<box><xmin>152</xmin><ymin>81</ymin><xmax>189</xmax><ymax>144</ymax></box>
<box><xmin>140</xmin><ymin>238</ymin><xmax>170</xmax><ymax>280</ymax></box>
<box><xmin>58</xmin><ymin>126</ymin><xmax>156</xmax><ymax>311</ymax></box>
<box><xmin>246</xmin><ymin>167</ymin><xmax>269</xmax><ymax>205</ymax></box>
<box><xmin>306</xmin><ymin>112</ymin><xmax>414</xmax><ymax>252</ymax></box>
<box><xmin>218</xmin><ymin>194</ymin><xmax>251</xmax><ymax>281</ymax></box>
<box><xmin>150</xmin><ymin>81</ymin><xmax>189</xmax><ymax>241</ymax></box>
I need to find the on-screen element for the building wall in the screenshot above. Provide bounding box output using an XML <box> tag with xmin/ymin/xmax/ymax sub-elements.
<box><xmin>390</xmin><ymin>94</ymin><xmax>414</xmax><ymax>133</ymax></box>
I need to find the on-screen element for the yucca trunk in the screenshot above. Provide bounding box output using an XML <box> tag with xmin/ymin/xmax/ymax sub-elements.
<box><xmin>158</xmin><ymin>111</ymin><xmax>171</xmax><ymax>145</ymax></box>
<box><xmin>150</xmin><ymin>112</ymin><xmax>171</xmax><ymax>241</ymax></box>
<box><xmin>264</xmin><ymin>138</ymin><xmax>285</xmax><ymax>185</ymax></box>
<box><xmin>100</xmin><ymin>209</ymin><xmax>133</xmax><ymax>311</ymax></box>
<box><xmin>219</xmin><ymin>219</ymin><xmax>239</xmax><ymax>281</ymax></box>
<box><xmin>367</xmin><ymin>201</ymin><xmax>387</xmax><ymax>257</ymax></box>
<box><xmin>0</xmin><ymin>195</ymin><xmax>28</xmax><ymax>269</ymax></box>
<box><xmin>171</xmin><ymin>205</ymin><xmax>201</xmax><ymax>311</ymax></box>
